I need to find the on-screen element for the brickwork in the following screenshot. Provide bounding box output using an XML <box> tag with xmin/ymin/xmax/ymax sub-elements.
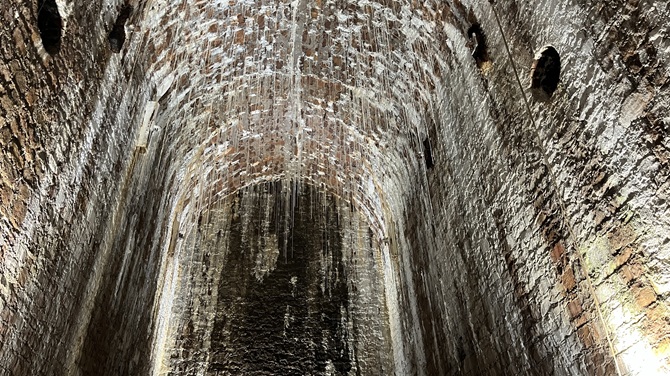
<box><xmin>0</xmin><ymin>0</ymin><xmax>669</xmax><ymax>375</ymax></box>
<box><xmin>0</xmin><ymin>0</ymin><xmax>155</xmax><ymax>374</ymax></box>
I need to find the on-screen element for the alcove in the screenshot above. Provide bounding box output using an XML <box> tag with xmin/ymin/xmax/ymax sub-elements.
<box><xmin>529</xmin><ymin>46</ymin><xmax>561</xmax><ymax>101</ymax></box>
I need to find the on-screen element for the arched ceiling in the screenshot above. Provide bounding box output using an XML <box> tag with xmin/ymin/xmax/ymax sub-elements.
<box><xmin>133</xmin><ymin>0</ymin><xmax>476</xmax><ymax>237</ymax></box>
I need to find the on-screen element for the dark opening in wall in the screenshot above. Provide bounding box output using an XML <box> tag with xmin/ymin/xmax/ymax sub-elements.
<box><xmin>467</xmin><ymin>24</ymin><xmax>489</xmax><ymax>68</ymax></box>
<box><xmin>529</xmin><ymin>46</ymin><xmax>561</xmax><ymax>101</ymax></box>
<box><xmin>423</xmin><ymin>138</ymin><xmax>434</xmax><ymax>169</ymax></box>
<box><xmin>37</xmin><ymin>0</ymin><xmax>62</xmax><ymax>55</ymax></box>
<box><xmin>109</xmin><ymin>5</ymin><xmax>132</xmax><ymax>53</ymax></box>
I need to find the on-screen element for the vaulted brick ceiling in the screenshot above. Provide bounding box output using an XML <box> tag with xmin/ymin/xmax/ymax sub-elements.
<box><xmin>141</xmin><ymin>0</ymin><xmax>455</xmax><ymax>237</ymax></box>
<box><xmin>2</xmin><ymin>0</ymin><xmax>670</xmax><ymax>375</ymax></box>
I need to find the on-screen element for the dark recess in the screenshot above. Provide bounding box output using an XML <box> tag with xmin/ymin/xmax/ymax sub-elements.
<box><xmin>109</xmin><ymin>5</ymin><xmax>132</xmax><ymax>53</ymax></box>
<box><xmin>423</xmin><ymin>138</ymin><xmax>434</xmax><ymax>169</ymax></box>
<box><xmin>467</xmin><ymin>23</ymin><xmax>489</xmax><ymax>67</ymax></box>
<box><xmin>529</xmin><ymin>45</ymin><xmax>561</xmax><ymax>101</ymax></box>
<box><xmin>207</xmin><ymin>186</ymin><xmax>354</xmax><ymax>375</ymax></box>
<box><xmin>37</xmin><ymin>0</ymin><xmax>62</xmax><ymax>54</ymax></box>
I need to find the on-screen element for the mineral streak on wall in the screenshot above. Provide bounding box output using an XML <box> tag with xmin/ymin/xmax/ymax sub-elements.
<box><xmin>1</xmin><ymin>0</ymin><xmax>670</xmax><ymax>375</ymax></box>
<box><xmin>151</xmin><ymin>183</ymin><xmax>393</xmax><ymax>375</ymax></box>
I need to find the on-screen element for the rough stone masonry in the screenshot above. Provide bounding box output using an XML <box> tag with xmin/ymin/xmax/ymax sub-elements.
<box><xmin>1</xmin><ymin>0</ymin><xmax>669</xmax><ymax>375</ymax></box>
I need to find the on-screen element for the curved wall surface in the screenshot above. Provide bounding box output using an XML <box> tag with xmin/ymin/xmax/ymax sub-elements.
<box><xmin>1</xmin><ymin>0</ymin><xmax>669</xmax><ymax>375</ymax></box>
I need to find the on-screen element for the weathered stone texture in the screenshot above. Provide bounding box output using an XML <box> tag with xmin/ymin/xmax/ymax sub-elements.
<box><xmin>152</xmin><ymin>184</ymin><xmax>392</xmax><ymax>375</ymax></box>
<box><xmin>1</xmin><ymin>0</ymin><xmax>669</xmax><ymax>375</ymax></box>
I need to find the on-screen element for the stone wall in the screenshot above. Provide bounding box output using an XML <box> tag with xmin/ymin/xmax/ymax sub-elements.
<box><xmin>1</xmin><ymin>0</ymin><xmax>157</xmax><ymax>374</ymax></box>
<box><xmin>395</xmin><ymin>0</ymin><xmax>670</xmax><ymax>374</ymax></box>
<box><xmin>1</xmin><ymin>0</ymin><xmax>669</xmax><ymax>375</ymax></box>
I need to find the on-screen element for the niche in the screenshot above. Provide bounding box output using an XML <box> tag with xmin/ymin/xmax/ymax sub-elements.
<box><xmin>109</xmin><ymin>5</ymin><xmax>132</xmax><ymax>53</ymax></box>
<box><xmin>37</xmin><ymin>0</ymin><xmax>63</xmax><ymax>55</ymax></box>
<box><xmin>529</xmin><ymin>46</ymin><xmax>561</xmax><ymax>101</ymax></box>
<box><xmin>467</xmin><ymin>23</ymin><xmax>489</xmax><ymax>68</ymax></box>
<box><xmin>423</xmin><ymin>138</ymin><xmax>434</xmax><ymax>170</ymax></box>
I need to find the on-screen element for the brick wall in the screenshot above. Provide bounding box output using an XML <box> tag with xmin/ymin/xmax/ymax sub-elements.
<box><xmin>1</xmin><ymin>0</ymin><xmax>669</xmax><ymax>374</ymax></box>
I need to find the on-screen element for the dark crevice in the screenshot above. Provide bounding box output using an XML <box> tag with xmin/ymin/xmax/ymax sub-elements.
<box><xmin>467</xmin><ymin>23</ymin><xmax>489</xmax><ymax>68</ymax></box>
<box><xmin>109</xmin><ymin>5</ymin><xmax>132</xmax><ymax>53</ymax></box>
<box><xmin>423</xmin><ymin>138</ymin><xmax>434</xmax><ymax>169</ymax></box>
<box><xmin>37</xmin><ymin>0</ymin><xmax>63</xmax><ymax>55</ymax></box>
<box><xmin>529</xmin><ymin>45</ymin><xmax>561</xmax><ymax>101</ymax></box>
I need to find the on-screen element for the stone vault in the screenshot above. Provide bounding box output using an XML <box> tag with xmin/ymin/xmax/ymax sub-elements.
<box><xmin>1</xmin><ymin>0</ymin><xmax>670</xmax><ymax>375</ymax></box>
